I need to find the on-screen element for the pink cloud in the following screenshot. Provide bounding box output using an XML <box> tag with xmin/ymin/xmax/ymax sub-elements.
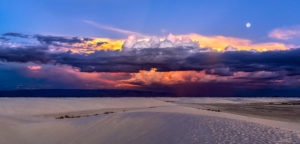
<box><xmin>269</xmin><ymin>26</ymin><xmax>300</xmax><ymax>40</ymax></box>
<box><xmin>27</xmin><ymin>66</ymin><xmax>42</xmax><ymax>71</ymax></box>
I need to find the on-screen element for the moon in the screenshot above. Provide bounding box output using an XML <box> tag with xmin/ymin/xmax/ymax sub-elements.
<box><xmin>246</xmin><ymin>22</ymin><xmax>251</xmax><ymax>28</ymax></box>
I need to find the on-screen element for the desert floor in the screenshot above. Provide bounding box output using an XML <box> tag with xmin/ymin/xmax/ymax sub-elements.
<box><xmin>0</xmin><ymin>97</ymin><xmax>300</xmax><ymax>144</ymax></box>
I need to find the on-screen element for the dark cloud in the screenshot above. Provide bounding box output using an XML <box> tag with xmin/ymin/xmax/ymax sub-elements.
<box><xmin>2</xmin><ymin>32</ymin><xmax>92</xmax><ymax>46</ymax></box>
<box><xmin>205</xmin><ymin>66</ymin><xmax>233</xmax><ymax>76</ymax></box>
<box><xmin>1</xmin><ymin>41</ymin><xmax>300</xmax><ymax>76</ymax></box>
<box><xmin>222</xmin><ymin>50</ymin><xmax>300</xmax><ymax>73</ymax></box>
<box><xmin>55</xmin><ymin>47</ymin><xmax>207</xmax><ymax>72</ymax></box>
<box><xmin>0</xmin><ymin>37</ymin><xmax>9</xmax><ymax>41</ymax></box>
<box><xmin>2</xmin><ymin>32</ymin><xmax>300</xmax><ymax>94</ymax></box>
<box><xmin>1</xmin><ymin>33</ymin><xmax>300</xmax><ymax>79</ymax></box>
<box><xmin>2</xmin><ymin>32</ymin><xmax>29</xmax><ymax>38</ymax></box>
<box><xmin>34</xmin><ymin>35</ymin><xmax>91</xmax><ymax>45</ymax></box>
<box><xmin>0</xmin><ymin>46</ymin><xmax>51</xmax><ymax>64</ymax></box>
<box><xmin>1</xmin><ymin>33</ymin><xmax>300</xmax><ymax>95</ymax></box>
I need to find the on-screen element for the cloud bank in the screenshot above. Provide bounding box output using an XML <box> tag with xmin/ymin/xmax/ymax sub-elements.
<box><xmin>1</xmin><ymin>32</ymin><xmax>300</xmax><ymax>94</ymax></box>
<box><xmin>0</xmin><ymin>32</ymin><xmax>299</xmax><ymax>74</ymax></box>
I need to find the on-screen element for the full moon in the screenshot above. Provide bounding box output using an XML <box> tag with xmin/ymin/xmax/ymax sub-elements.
<box><xmin>246</xmin><ymin>22</ymin><xmax>251</xmax><ymax>28</ymax></box>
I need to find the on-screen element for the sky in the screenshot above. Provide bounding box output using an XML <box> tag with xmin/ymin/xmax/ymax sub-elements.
<box><xmin>1</xmin><ymin>0</ymin><xmax>300</xmax><ymax>96</ymax></box>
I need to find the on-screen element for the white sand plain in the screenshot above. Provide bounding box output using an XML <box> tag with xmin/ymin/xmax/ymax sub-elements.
<box><xmin>0</xmin><ymin>97</ymin><xmax>300</xmax><ymax>144</ymax></box>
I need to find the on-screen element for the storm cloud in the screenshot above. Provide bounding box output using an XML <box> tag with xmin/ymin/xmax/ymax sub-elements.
<box><xmin>1</xmin><ymin>32</ymin><xmax>300</xmax><ymax>95</ymax></box>
<box><xmin>1</xmin><ymin>32</ymin><xmax>300</xmax><ymax>78</ymax></box>
<box><xmin>1</xmin><ymin>33</ymin><xmax>300</xmax><ymax>75</ymax></box>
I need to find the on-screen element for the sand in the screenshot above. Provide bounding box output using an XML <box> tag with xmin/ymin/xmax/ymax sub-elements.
<box><xmin>0</xmin><ymin>97</ymin><xmax>300</xmax><ymax>144</ymax></box>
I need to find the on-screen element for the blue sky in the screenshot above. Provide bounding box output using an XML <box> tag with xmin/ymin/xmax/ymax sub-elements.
<box><xmin>1</xmin><ymin>0</ymin><xmax>300</xmax><ymax>42</ymax></box>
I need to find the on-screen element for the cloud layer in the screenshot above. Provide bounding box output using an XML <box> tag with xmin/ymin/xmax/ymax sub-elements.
<box><xmin>1</xmin><ymin>32</ymin><xmax>300</xmax><ymax>74</ymax></box>
<box><xmin>1</xmin><ymin>32</ymin><xmax>300</xmax><ymax>94</ymax></box>
<box><xmin>1</xmin><ymin>41</ymin><xmax>299</xmax><ymax>74</ymax></box>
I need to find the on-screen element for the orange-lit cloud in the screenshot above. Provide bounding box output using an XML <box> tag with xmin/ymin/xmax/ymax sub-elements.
<box><xmin>27</xmin><ymin>66</ymin><xmax>42</xmax><ymax>71</ymax></box>
<box><xmin>20</xmin><ymin>63</ymin><xmax>299</xmax><ymax>90</ymax></box>
<box><xmin>115</xmin><ymin>68</ymin><xmax>290</xmax><ymax>89</ymax></box>
<box><xmin>32</xmin><ymin>67</ymin><xmax>282</xmax><ymax>89</ymax></box>
<box><xmin>56</xmin><ymin>33</ymin><xmax>293</xmax><ymax>54</ymax></box>
<box><xmin>82</xmin><ymin>20</ymin><xmax>291</xmax><ymax>52</ymax></box>
<box><xmin>24</xmin><ymin>65</ymin><xmax>130</xmax><ymax>89</ymax></box>
<box><xmin>117</xmin><ymin>68</ymin><xmax>228</xmax><ymax>88</ymax></box>
<box><xmin>64</xmin><ymin>38</ymin><xmax>124</xmax><ymax>53</ymax></box>
<box><xmin>82</xmin><ymin>33</ymin><xmax>291</xmax><ymax>53</ymax></box>
<box><xmin>180</xmin><ymin>33</ymin><xmax>291</xmax><ymax>51</ymax></box>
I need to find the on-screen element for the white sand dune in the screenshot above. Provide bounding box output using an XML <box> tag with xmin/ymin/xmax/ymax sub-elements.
<box><xmin>0</xmin><ymin>98</ymin><xmax>300</xmax><ymax>144</ymax></box>
<box><xmin>0</xmin><ymin>98</ymin><xmax>173</xmax><ymax>116</ymax></box>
